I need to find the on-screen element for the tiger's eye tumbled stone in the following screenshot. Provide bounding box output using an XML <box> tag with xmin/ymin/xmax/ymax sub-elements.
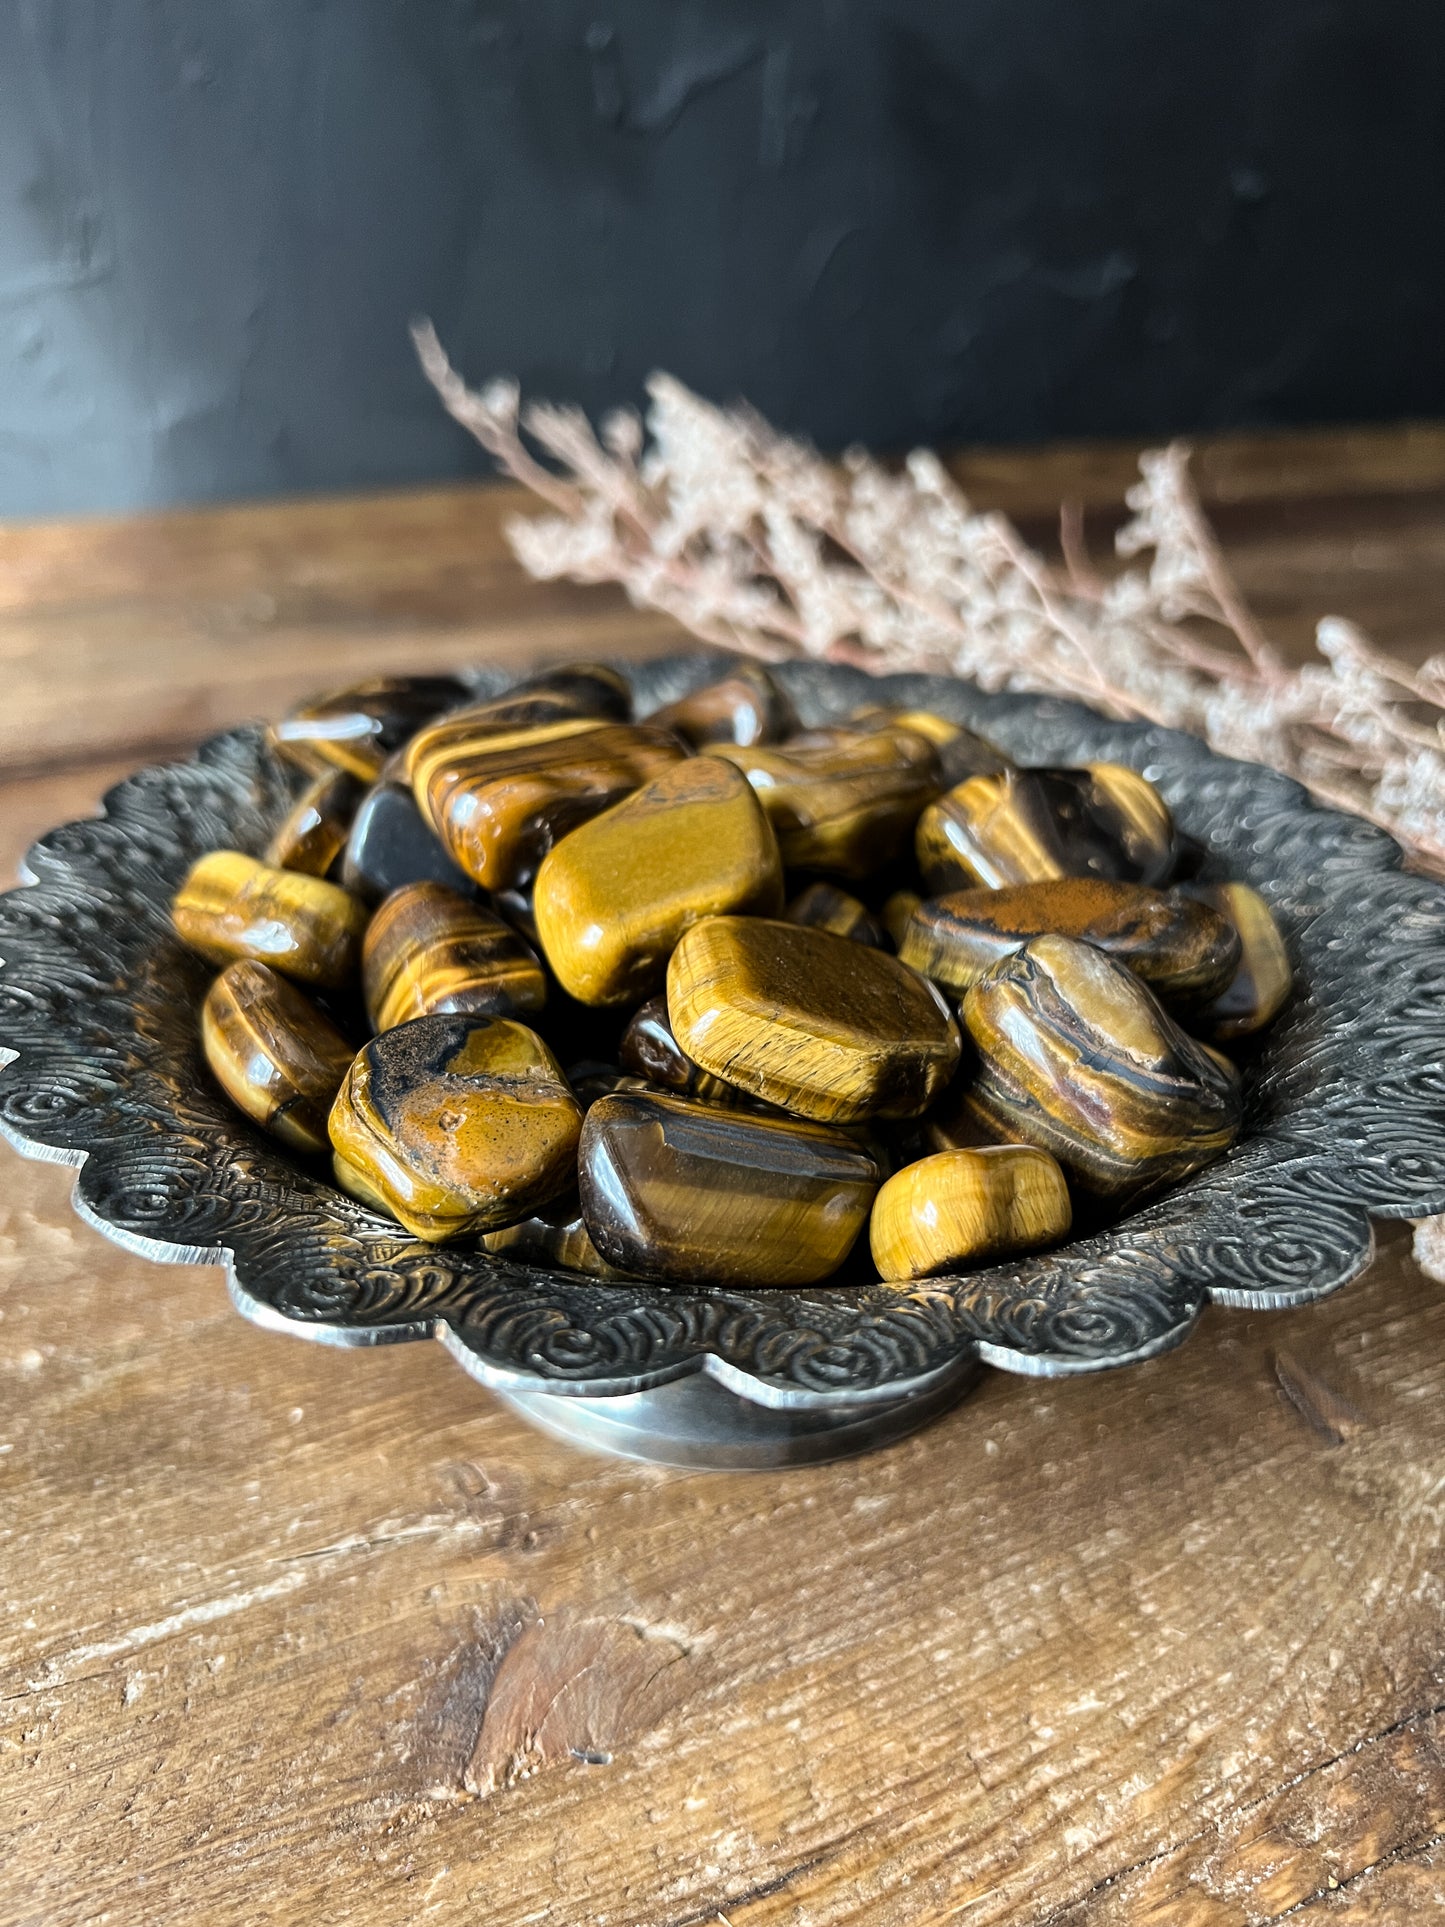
<box><xmin>1180</xmin><ymin>882</ymin><xmax>1293</xmax><ymax>1041</ymax></box>
<box><xmin>481</xmin><ymin>1190</ymin><xmax>632</xmax><ymax>1279</ymax></box>
<box><xmin>202</xmin><ymin>961</ymin><xmax>355</xmax><ymax>1156</ymax></box>
<box><xmin>534</xmin><ymin>758</ymin><xmax>784</xmax><ymax>1006</ymax></box>
<box><xmin>784</xmin><ymin>881</ymin><xmax>887</xmax><ymax>948</ymax></box>
<box><xmin>340</xmin><ymin>778</ymin><xmax>483</xmax><ymax>903</ymax></box>
<box><xmin>328</xmin><ymin>1015</ymin><xmax>582</xmax><ymax>1242</ymax></box>
<box><xmin>264</xmin><ymin>769</ymin><xmax>360</xmax><ymax>878</ymax></box>
<box><xmin>273</xmin><ymin>675</ymin><xmax>470</xmax><ymax>781</ymax></box>
<box><xmin>869</xmin><ymin>1145</ymin><xmax>1071</xmax><ymax>1281</ymax></box>
<box><xmin>618</xmin><ymin>996</ymin><xmax>751</xmax><ymax>1107</ymax></box>
<box><xmin>898</xmin><ymin>879</ymin><xmax>1240</xmax><ymax>1008</ymax></box>
<box><xmin>882</xmin><ymin>890</ymin><xmax>923</xmax><ymax>948</ymax></box>
<box><xmin>849</xmin><ymin>706</ymin><xmax>1012</xmax><ymax>787</ymax></box>
<box><xmin>961</xmin><ymin>934</ymin><xmax>1241</xmax><ymax>1201</ymax></box>
<box><xmin>173</xmin><ymin>851</ymin><xmax>369</xmax><ymax>988</ymax></box>
<box><xmin>410</xmin><ymin>717</ymin><xmax>686</xmax><ymax>892</ymax></box>
<box><xmin>362</xmin><ymin>882</ymin><xmax>545</xmax><ymax>1032</ymax></box>
<box><xmin>649</xmin><ymin>662</ymin><xmax>798</xmax><ymax>748</ymax></box>
<box><xmin>578</xmin><ymin>1089</ymin><xmax>880</xmax><ymax>1287</ymax></box>
<box><xmin>710</xmin><ymin>727</ymin><xmax>942</xmax><ymax>879</ymax></box>
<box><xmin>916</xmin><ymin>764</ymin><xmax>1176</xmax><ymax>893</ymax></box>
<box><xmin>510</xmin><ymin>660</ymin><xmax>633</xmax><ymax>721</ymax></box>
<box><xmin>667</xmin><ymin>916</ymin><xmax>960</xmax><ymax>1122</ymax></box>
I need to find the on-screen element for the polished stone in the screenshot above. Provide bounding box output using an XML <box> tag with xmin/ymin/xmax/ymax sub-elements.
<box><xmin>173</xmin><ymin>851</ymin><xmax>369</xmax><ymax>988</ymax></box>
<box><xmin>362</xmin><ymin>881</ymin><xmax>546</xmax><ymax>1033</ymax></box>
<box><xmin>882</xmin><ymin>890</ymin><xmax>923</xmax><ymax>948</ymax></box>
<box><xmin>340</xmin><ymin>778</ymin><xmax>484</xmax><ymax>903</ymax></box>
<box><xmin>201</xmin><ymin>960</ymin><xmax>356</xmax><ymax>1157</ymax></box>
<box><xmin>328</xmin><ymin>1014</ymin><xmax>582</xmax><ymax>1242</ymax></box>
<box><xmin>710</xmin><ymin>726</ymin><xmax>942</xmax><ymax>878</ymax></box>
<box><xmin>533</xmin><ymin>757</ymin><xmax>784</xmax><ymax>1005</ymax></box>
<box><xmin>848</xmin><ymin>705</ymin><xmax>1012</xmax><ymax>787</ymax></box>
<box><xmin>264</xmin><ymin>769</ymin><xmax>360</xmax><ymax>878</ymax></box>
<box><xmin>783</xmin><ymin>881</ymin><xmax>887</xmax><ymax>948</ymax></box>
<box><xmin>509</xmin><ymin>660</ymin><xmax>633</xmax><ymax>721</ymax></box>
<box><xmin>578</xmin><ymin>1088</ymin><xmax>880</xmax><ymax>1287</ymax></box>
<box><xmin>961</xmin><ymin>933</ymin><xmax>1241</xmax><ymax>1201</ymax></box>
<box><xmin>649</xmin><ymin>661</ymin><xmax>798</xmax><ymax>747</ymax></box>
<box><xmin>618</xmin><ymin>996</ymin><xmax>752</xmax><ymax>1107</ymax></box>
<box><xmin>667</xmin><ymin>915</ymin><xmax>960</xmax><ymax>1122</ymax></box>
<box><xmin>898</xmin><ymin>878</ymin><xmax>1239</xmax><ymax>1007</ymax></box>
<box><xmin>916</xmin><ymin>764</ymin><xmax>1177</xmax><ymax>893</ymax></box>
<box><xmin>481</xmin><ymin>1190</ymin><xmax>633</xmax><ymax>1279</ymax></box>
<box><xmin>272</xmin><ymin>674</ymin><xmax>470</xmax><ymax>781</ymax></box>
<box><xmin>1180</xmin><ymin>881</ymin><xmax>1293</xmax><ymax>1040</ymax></box>
<box><xmin>410</xmin><ymin>716</ymin><xmax>686</xmax><ymax>891</ymax></box>
<box><xmin>869</xmin><ymin>1145</ymin><xmax>1071</xmax><ymax>1281</ymax></box>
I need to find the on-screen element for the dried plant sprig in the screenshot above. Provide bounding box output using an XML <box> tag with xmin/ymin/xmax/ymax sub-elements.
<box><xmin>411</xmin><ymin>320</ymin><xmax>1445</xmax><ymax>1283</ymax></box>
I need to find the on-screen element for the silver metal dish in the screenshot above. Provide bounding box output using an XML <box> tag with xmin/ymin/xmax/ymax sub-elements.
<box><xmin>1</xmin><ymin>655</ymin><xmax>1442</xmax><ymax>1468</ymax></box>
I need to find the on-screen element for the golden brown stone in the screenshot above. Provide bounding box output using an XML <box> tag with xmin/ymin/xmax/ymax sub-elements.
<box><xmin>409</xmin><ymin>716</ymin><xmax>686</xmax><ymax>891</ymax></box>
<box><xmin>869</xmin><ymin>1145</ymin><xmax>1071</xmax><ymax>1281</ymax></box>
<box><xmin>1180</xmin><ymin>882</ymin><xmax>1293</xmax><ymax>1041</ymax></box>
<box><xmin>848</xmin><ymin>706</ymin><xmax>1012</xmax><ymax>787</ymax></box>
<box><xmin>667</xmin><ymin>915</ymin><xmax>960</xmax><ymax>1122</ymax></box>
<box><xmin>272</xmin><ymin>675</ymin><xmax>470</xmax><ymax>781</ymax></box>
<box><xmin>916</xmin><ymin>764</ymin><xmax>1177</xmax><ymax>893</ymax></box>
<box><xmin>882</xmin><ymin>890</ymin><xmax>923</xmax><ymax>948</ymax></box>
<box><xmin>264</xmin><ymin>769</ymin><xmax>360</xmax><ymax>878</ymax></box>
<box><xmin>578</xmin><ymin>1088</ymin><xmax>880</xmax><ymax>1287</ymax></box>
<box><xmin>201</xmin><ymin>961</ymin><xmax>356</xmax><ymax>1157</ymax></box>
<box><xmin>783</xmin><ymin>881</ymin><xmax>887</xmax><ymax>948</ymax></box>
<box><xmin>172</xmin><ymin>851</ymin><xmax>369</xmax><ymax>988</ymax></box>
<box><xmin>898</xmin><ymin>878</ymin><xmax>1239</xmax><ymax>1008</ymax></box>
<box><xmin>709</xmin><ymin>727</ymin><xmax>942</xmax><ymax>878</ymax></box>
<box><xmin>649</xmin><ymin>661</ymin><xmax>798</xmax><ymax>747</ymax></box>
<box><xmin>533</xmin><ymin>758</ymin><xmax>783</xmax><ymax>1006</ymax></box>
<box><xmin>361</xmin><ymin>882</ymin><xmax>545</xmax><ymax>1033</ymax></box>
<box><xmin>481</xmin><ymin>1191</ymin><xmax>633</xmax><ymax>1279</ymax></box>
<box><xmin>328</xmin><ymin>1014</ymin><xmax>582</xmax><ymax>1242</ymax></box>
<box><xmin>618</xmin><ymin>997</ymin><xmax>753</xmax><ymax>1107</ymax></box>
<box><xmin>961</xmin><ymin>934</ymin><xmax>1241</xmax><ymax>1201</ymax></box>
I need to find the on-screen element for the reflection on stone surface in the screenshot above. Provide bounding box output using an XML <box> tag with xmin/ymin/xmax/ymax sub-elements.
<box><xmin>649</xmin><ymin>661</ymin><xmax>797</xmax><ymax>747</ymax></box>
<box><xmin>362</xmin><ymin>881</ymin><xmax>545</xmax><ymax>1032</ymax></box>
<box><xmin>870</xmin><ymin>1145</ymin><xmax>1071</xmax><ymax>1280</ymax></box>
<box><xmin>173</xmin><ymin>850</ymin><xmax>368</xmax><ymax>988</ymax></box>
<box><xmin>202</xmin><ymin>960</ymin><xmax>355</xmax><ymax>1157</ymax></box>
<box><xmin>272</xmin><ymin>675</ymin><xmax>470</xmax><ymax>781</ymax></box>
<box><xmin>916</xmin><ymin>764</ymin><xmax>1176</xmax><ymax>893</ymax></box>
<box><xmin>1180</xmin><ymin>881</ymin><xmax>1294</xmax><ymax>1041</ymax></box>
<box><xmin>578</xmin><ymin>1088</ymin><xmax>880</xmax><ymax>1286</ymax></box>
<box><xmin>667</xmin><ymin>915</ymin><xmax>960</xmax><ymax>1122</ymax></box>
<box><xmin>264</xmin><ymin>768</ymin><xmax>360</xmax><ymax>878</ymax></box>
<box><xmin>342</xmin><ymin>779</ymin><xmax>486</xmax><ymax>903</ymax></box>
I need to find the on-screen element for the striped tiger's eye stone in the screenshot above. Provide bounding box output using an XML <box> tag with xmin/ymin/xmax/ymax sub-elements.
<box><xmin>397</xmin><ymin>692</ymin><xmax>619</xmax><ymax>787</ymax></box>
<box><xmin>361</xmin><ymin>882</ymin><xmax>545</xmax><ymax>1032</ymax></box>
<box><xmin>710</xmin><ymin>727</ymin><xmax>942</xmax><ymax>879</ymax></box>
<box><xmin>1180</xmin><ymin>882</ymin><xmax>1293</xmax><ymax>1041</ymax></box>
<box><xmin>649</xmin><ymin>661</ymin><xmax>798</xmax><ymax>747</ymax></box>
<box><xmin>882</xmin><ymin>890</ymin><xmax>923</xmax><ymax>948</ymax></box>
<box><xmin>578</xmin><ymin>1089</ymin><xmax>880</xmax><ymax>1287</ymax></box>
<box><xmin>264</xmin><ymin>769</ymin><xmax>360</xmax><ymax>878</ymax></box>
<box><xmin>410</xmin><ymin>717</ymin><xmax>686</xmax><ymax>892</ymax></box>
<box><xmin>273</xmin><ymin>675</ymin><xmax>470</xmax><ymax>781</ymax></box>
<box><xmin>849</xmin><ymin>706</ymin><xmax>1012</xmax><ymax>787</ymax></box>
<box><xmin>784</xmin><ymin>881</ymin><xmax>887</xmax><ymax>948</ymax></box>
<box><xmin>870</xmin><ymin>1145</ymin><xmax>1071</xmax><ymax>1281</ymax></box>
<box><xmin>328</xmin><ymin>1015</ymin><xmax>582</xmax><ymax>1242</ymax></box>
<box><xmin>482</xmin><ymin>1191</ymin><xmax>632</xmax><ymax>1279</ymax></box>
<box><xmin>340</xmin><ymin>778</ymin><xmax>483</xmax><ymax>903</ymax></box>
<box><xmin>618</xmin><ymin>996</ymin><xmax>752</xmax><ymax>1107</ymax></box>
<box><xmin>961</xmin><ymin>934</ymin><xmax>1241</xmax><ymax>1201</ymax></box>
<box><xmin>898</xmin><ymin>879</ymin><xmax>1239</xmax><ymax>1008</ymax></box>
<box><xmin>667</xmin><ymin>916</ymin><xmax>960</xmax><ymax>1122</ymax></box>
<box><xmin>509</xmin><ymin>661</ymin><xmax>633</xmax><ymax>721</ymax></box>
<box><xmin>916</xmin><ymin>764</ymin><xmax>1176</xmax><ymax>893</ymax></box>
<box><xmin>534</xmin><ymin>758</ymin><xmax>784</xmax><ymax>1006</ymax></box>
<box><xmin>202</xmin><ymin>961</ymin><xmax>355</xmax><ymax>1156</ymax></box>
<box><xmin>173</xmin><ymin>851</ymin><xmax>368</xmax><ymax>988</ymax></box>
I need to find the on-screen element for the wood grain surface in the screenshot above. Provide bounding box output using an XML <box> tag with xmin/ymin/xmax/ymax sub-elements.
<box><xmin>2</xmin><ymin>428</ymin><xmax>1444</xmax><ymax>1926</ymax></box>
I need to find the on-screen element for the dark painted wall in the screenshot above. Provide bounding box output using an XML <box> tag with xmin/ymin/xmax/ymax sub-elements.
<box><xmin>3</xmin><ymin>1</ymin><xmax>1443</xmax><ymax>516</ymax></box>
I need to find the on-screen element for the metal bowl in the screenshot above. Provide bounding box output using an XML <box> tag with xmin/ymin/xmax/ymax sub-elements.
<box><xmin>1</xmin><ymin>655</ymin><xmax>1442</xmax><ymax>1468</ymax></box>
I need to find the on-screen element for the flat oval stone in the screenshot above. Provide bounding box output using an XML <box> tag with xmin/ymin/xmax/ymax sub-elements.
<box><xmin>264</xmin><ymin>769</ymin><xmax>360</xmax><ymax>878</ymax></box>
<box><xmin>578</xmin><ymin>1088</ymin><xmax>880</xmax><ymax>1287</ymax></box>
<box><xmin>848</xmin><ymin>706</ymin><xmax>1012</xmax><ymax>787</ymax></box>
<box><xmin>201</xmin><ymin>960</ymin><xmax>356</xmax><ymax>1156</ymax></box>
<box><xmin>667</xmin><ymin>915</ymin><xmax>961</xmax><ymax>1122</ymax></box>
<box><xmin>1180</xmin><ymin>882</ymin><xmax>1293</xmax><ymax>1040</ymax></box>
<box><xmin>649</xmin><ymin>661</ymin><xmax>797</xmax><ymax>747</ymax></box>
<box><xmin>869</xmin><ymin>1145</ymin><xmax>1071</xmax><ymax>1281</ymax></box>
<box><xmin>916</xmin><ymin>764</ymin><xmax>1177</xmax><ymax>893</ymax></box>
<box><xmin>961</xmin><ymin>933</ymin><xmax>1241</xmax><ymax>1201</ymax></box>
<box><xmin>784</xmin><ymin>881</ymin><xmax>887</xmax><ymax>948</ymax></box>
<box><xmin>272</xmin><ymin>674</ymin><xmax>470</xmax><ymax>781</ymax></box>
<box><xmin>898</xmin><ymin>879</ymin><xmax>1239</xmax><ymax>1007</ymax></box>
<box><xmin>411</xmin><ymin>717</ymin><xmax>686</xmax><ymax>891</ymax></box>
<box><xmin>709</xmin><ymin>727</ymin><xmax>942</xmax><ymax>878</ymax></box>
<box><xmin>482</xmin><ymin>1190</ymin><xmax>633</xmax><ymax>1279</ymax></box>
<box><xmin>340</xmin><ymin>779</ymin><xmax>484</xmax><ymax>903</ymax></box>
<box><xmin>173</xmin><ymin>851</ymin><xmax>369</xmax><ymax>988</ymax></box>
<box><xmin>328</xmin><ymin>1014</ymin><xmax>582</xmax><ymax>1242</ymax></box>
<box><xmin>362</xmin><ymin>882</ymin><xmax>545</xmax><ymax>1032</ymax></box>
<box><xmin>618</xmin><ymin>995</ymin><xmax>754</xmax><ymax>1107</ymax></box>
<box><xmin>533</xmin><ymin>757</ymin><xmax>784</xmax><ymax>1006</ymax></box>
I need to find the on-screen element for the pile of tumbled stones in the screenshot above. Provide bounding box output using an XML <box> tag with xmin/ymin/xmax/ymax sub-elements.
<box><xmin>172</xmin><ymin>661</ymin><xmax>1291</xmax><ymax>1290</ymax></box>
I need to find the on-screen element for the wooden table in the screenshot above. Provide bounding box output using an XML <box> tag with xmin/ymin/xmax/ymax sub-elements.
<box><xmin>4</xmin><ymin>426</ymin><xmax>1445</xmax><ymax>1926</ymax></box>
